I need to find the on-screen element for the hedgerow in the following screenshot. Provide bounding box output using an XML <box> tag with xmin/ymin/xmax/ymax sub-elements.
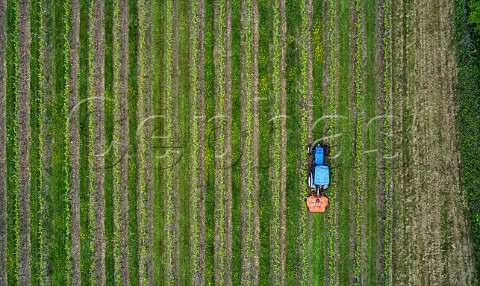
<box><xmin>382</xmin><ymin>0</ymin><xmax>392</xmax><ymax>284</ymax></box>
<box><xmin>454</xmin><ymin>0</ymin><xmax>480</xmax><ymax>277</ymax></box>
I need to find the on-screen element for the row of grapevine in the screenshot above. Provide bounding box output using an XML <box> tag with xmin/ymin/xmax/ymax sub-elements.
<box><xmin>163</xmin><ymin>0</ymin><xmax>176</xmax><ymax>282</ymax></box>
<box><xmin>137</xmin><ymin>0</ymin><xmax>148</xmax><ymax>283</ymax></box>
<box><xmin>35</xmin><ymin>0</ymin><xmax>47</xmax><ymax>283</ymax></box>
<box><xmin>269</xmin><ymin>0</ymin><xmax>286</xmax><ymax>283</ymax></box>
<box><xmin>240</xmin><ymin>0</ymin><xmax>260</xmax><ymax>283</ymax></box>
<box><xmin>0</xmin><ymin>0</ymin><xmax>6</xmax><ymax>282</ymax></box>
<box><xmin>189</xmin><ymin>0</ymin><xmax>206</xmax><ymax>283</ymax></box>
<box><xmin>62</xmin><ymin>0</ymin><xmax>72</xmax><ymax>282</ymax></box>
<box><xmin>327</xmin><ymin>0</ymin><xmax>336</xmax><ymax>284</ymax></box>
<box><xmin>354</xmin><ymin>0</ymin><xmax>365</xmax><ymax>284</ymax></box>
<box><xmin>298</xmin><ymin>0</ymin><xmax>313</xmax><ymax>283</ymax></box>
<box><xmin>112</xmin><ymin>0</ymin><xmax>130</xmax><ymax>283</ymax></box>
<box><xmin>382</xmin><ymin>0</ymin><xmax>393</xmax><ymax>284</ymax></box>
<box><xmin>213</xmin><ymin>0</ymin><xmax>228</xmax><ymax>282</ymax></box>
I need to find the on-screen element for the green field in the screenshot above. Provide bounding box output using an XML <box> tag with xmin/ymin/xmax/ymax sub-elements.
<box><xmin>0</xmin><ymin>0</ymin><xmax>478</xmax><ymax>285</ymax></box>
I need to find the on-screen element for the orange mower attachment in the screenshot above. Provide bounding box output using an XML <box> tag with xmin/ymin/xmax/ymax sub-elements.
<box><xmin>307</xmin><ymin>194</ymin><xmax>329</xmax><ymax>213</ymax></box>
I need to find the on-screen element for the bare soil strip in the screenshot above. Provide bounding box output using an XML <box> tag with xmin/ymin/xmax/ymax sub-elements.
<box><xmin>17</xmin><ymin>0</ymin><xmax>31</xmax><ymax>283</ymax></box>
<box><xmin>269</xmin><ymin>0</ymin><xmax>287</xmax><ymax>283</ymax></box>
<box><xmin>112</xmin><ymin>0</ymin><xmax>130</xmax><ymax>283</ymax></box>
<box><xmin>92</xmin><ymin>0</ymin><xmax>106</xmax><ymax>283</ymax></box>
<box><xmin>393</xmin><ymin>0</ymin><xmax>476</xmax><ymax>284</ymax></box>
<box><xmin>0</xmin><ymin>0</ymin><xmax>6</xmax><ymax>284</ymax></box>
<box><xmin>68</xmin><ymin>0</ymin><xmax>81</xmax><ymax>284</ymax></box>
<box><xmin>189</xmin><ymin>0</ymin><xmax>206</xmax><ymax>283</ymax></box>
<box><xmin>240</xmin><ymin>0</ymin><xmax>260</xmax><ymax>283</ymax></box>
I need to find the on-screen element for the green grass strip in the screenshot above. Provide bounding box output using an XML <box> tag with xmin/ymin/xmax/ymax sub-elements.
<box><xmin>382</xmin><ymin>0</ymin><xmax>392</xmax><ymax>284</ymax></box>
<box><xmin>87</xmin><ymin>0</ymin><xmax>96</xmax><ymax>284</ymax></box>
<box><xmin>327</xmin><ymin>0</ymin><xmax>336</xmax><ymax>284</ymax></box>
<box><xmin>354</xmin><ymin>0</ymin><xmax>364</xmax><ymax>284</ymax></box>
<box><xmin>62</xmin><ymin>0</ymin><xmax>72</xmax><ymax>283</ymax></box>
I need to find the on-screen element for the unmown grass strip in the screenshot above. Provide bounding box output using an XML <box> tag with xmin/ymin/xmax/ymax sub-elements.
<box><xmin>269</xmin><ymin>0</ymin><xmax>286</xmax><ymax>283</ymax></box>
<box><xmin>353</xmin><ymin>0</ymin><xmax>365</xmax><ymax>284</ymax></box>
<box><xmin>0</xmin><ymin>0</ymin><xmax>7</xmax><ymax>283</ymax></box>
<box><xmin>382</xmin><ymin>0</ymin><xmax>392</xmax><ymax>284</ymax></box>
<box><xmin>326</xmin><ymin>0</ymin><xmax>336</xmax><ymax>284</ymax></box>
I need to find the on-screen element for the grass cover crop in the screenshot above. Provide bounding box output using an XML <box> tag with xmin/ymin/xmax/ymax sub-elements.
<box><xmin>382</xmin><ymin>0</ymin><xmax>392</xmax><ymax>284</ymax></box>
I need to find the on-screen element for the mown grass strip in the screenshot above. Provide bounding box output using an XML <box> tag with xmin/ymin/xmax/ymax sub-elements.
<box><xmin>327</xmin><ymin>0</ymin><xmax>336</xmax><ymax>284</ymax></box>
<box><xmin>354</xmin><ymin>0</ymin><xmax>364</xmax><ymax>284</ymax></box>
<box><xmin>137</xmin><ymin>0</ymin><xmax>148</xmax><ymax>283</ymax></box>
<box><xmin>164</xmin><ymin>0</ymin><xmax>175</xmax><ymax>283</ymax></box>
<box><xmin>62</xmin><ymin>0</ymin><xmax>72</xmax><ymax>283</ymax></box>
<box><xmin>87</xmin><ymin>0</ymin><xmax>96</xmax><ymax>283</ymax></box>
<box><xmin>0</xmin><ymin>0</ymin><xmax>5</xmax><ymax>281</ymax></box>
<box><xmin>382</xmin><ymin>0</ymin><xmax>392</xmax><ymax>284</ymax></box>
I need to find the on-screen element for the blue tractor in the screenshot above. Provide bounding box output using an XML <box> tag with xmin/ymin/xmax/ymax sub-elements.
<box><xmin>306</xmin><ymin>144</ymin><xmax>330</xmax><ymax>212</ymax></box>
